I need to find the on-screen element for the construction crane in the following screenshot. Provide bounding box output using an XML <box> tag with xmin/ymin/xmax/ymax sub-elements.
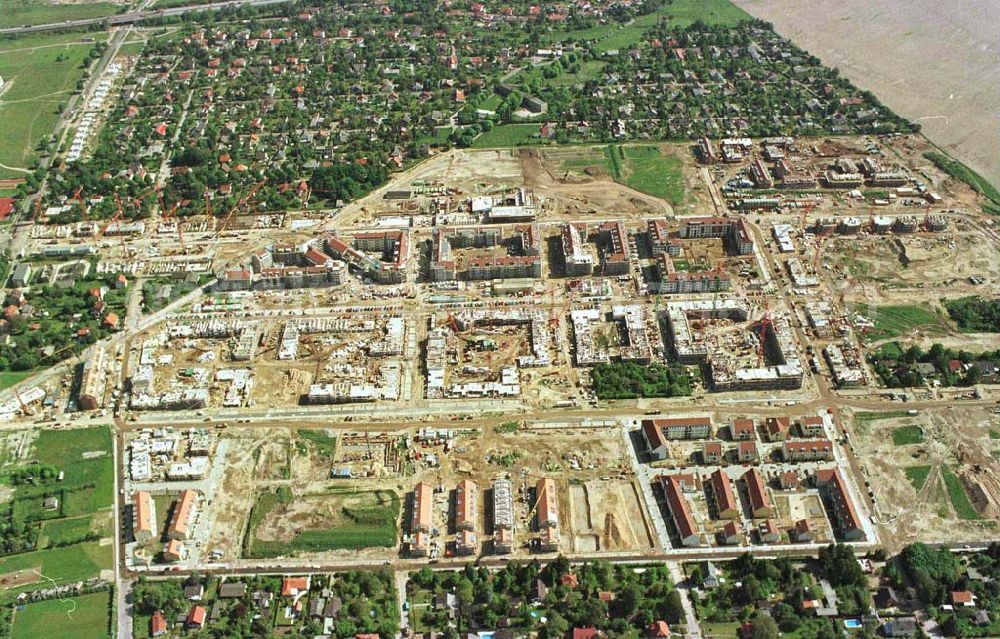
<box><xmin>519</xmin><ymin>469</ymin><xmax>551</xmax><ymax>524</ymax></box>
<box><xmin>68</xmin><ymin>186</ymin><xmax>88</xmax><ymax>221</ymax></box>
<box><xmin>105</xmin><ymin>192</ymin><xmax>133</xmax><ymax>258</ymax></box>
<box><xmin>216</xmin><ymin>179</ymin><xmax>266</xmax><ymax>238</ymax></box>
<box><xmin>13</xmin><ymin>389</ymin><xmax>33</xmax><ymax>416</ymax></box>
<box><xmin>203</xmin><ymin>188</ymin><xmax>212</xmax><ymax>219</ymax></box>
<box><xmin>756</xmin><ymin>300</ymin><xmax>771</xmax><ymax>367</ymax></box>
<box><xmin>548</xmin><ymin>287</ymin><xmax>559</xmax><ymax>328</ymax></box>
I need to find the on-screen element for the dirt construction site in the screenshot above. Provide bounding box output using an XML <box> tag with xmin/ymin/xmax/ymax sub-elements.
<box><xmin>847</xmin><ymin>406</ymin><xmax>1000</xmax><ymax>551</ymax></box>
<box><xmin>197</xmin><ymin>422</ymin><xmax>658</xmax><ymax>565</ymax></box>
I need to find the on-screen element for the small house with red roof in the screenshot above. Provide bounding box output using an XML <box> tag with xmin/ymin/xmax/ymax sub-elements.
<box><xmin>186</xmin><ymin>605</ymin><xmax>206</xmax><ymax>629</ymax></box>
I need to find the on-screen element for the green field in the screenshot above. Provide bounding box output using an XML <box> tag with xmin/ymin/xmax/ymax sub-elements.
<box><xmin>0</xmin><ymin>31</ymin><xmax>102</xmax><ymax>178</ymax></box>
<box><xmin>543</xmin><ymin>0</ymin><xmax>749</xmax><ymax>51</ymax></box>
<box><xmin>151</xmin><ymin>0</ymin><xmax>205</xmax><ymax>7</ymax></box>
<box><xmin>0</xmin><ymin>541</ymin><xmax>111</xmax><ymax>592</ymax></box>
<box><xmin>33</xmin><ymin>427</ymin><xmax>114</xmax><ymax>515</ymax></box>
<box><xmin>39</xmin><ymin>515</ymin><xmax>96</xmax><ymax>547</ymax></box>
<box><xmin>941</xmin><ymin>465</ymin><xmax>981</xmax><ymax>520</ymax></box>
<box><xmin>297</xmin><ymin>429</ymin><xmax>337</xmax><ymax>457</ymax></box>
<box><xmin>851</xmin><ymin>304</ymin><xmax>948</xmax><ymax>342</ymax></box>
<box><xmin>11</xmin><ymin>591</ymin><xmax>110</xmax><ymax>639</ymax></box>
<box><xmin>245</xmin><ymin>487</ymin><xmax>399</xmax><ymax>558</ymax></box>
<box><xmin>0</xmin><ymin>1</ymin><xmax>119</xmax><ymax>30</ymax></box>
<box><xmin>892</xmin><ymin>425</ymin><xmax>925</xmax><ymax>446</ymax></box>
<box><xmin>550</xmin><ymin>60</ymin><xmax>607</xmax><ymax>86</ymax></box>
<box><xmin>905</xmin><ymin>466</ymin><xmax>932</xmax><ymax>491</ymax></box>
<box><xmin>621</xmin><ymin>145</ymin><xmax>684</xmax><ymax>205</ymax></box>
<box><xmin>0</xmin><ymin>372</ymin><xmax>31</xmax><ymax>390</ymax></box>
<box><xmin>854</xmin><ymin>410</ymin><xmax>915</xmax><ymax>422</ymax></box>
<box><xmin>471</xmin><ymin>123</ymin><xmax>542</xmax><ymax>148</ymax></box>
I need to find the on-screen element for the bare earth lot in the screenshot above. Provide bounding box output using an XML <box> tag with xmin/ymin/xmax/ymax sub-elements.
<box><xmin>734</xmin><ymin>0</ymin><xmax>1000</xmax><ymax>189</ymax></box>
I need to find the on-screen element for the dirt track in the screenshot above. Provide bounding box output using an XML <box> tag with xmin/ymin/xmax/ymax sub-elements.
<box><xmin>734</xmin><ymin>0</ymin><xmax>1000</xmax><ymax>189</ymax></box>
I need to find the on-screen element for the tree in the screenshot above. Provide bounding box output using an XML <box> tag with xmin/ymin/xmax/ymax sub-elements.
<box><xmin>749</xmin><ymin>612</ymin><xmax>779</xmax><ymax>639</ymax></box>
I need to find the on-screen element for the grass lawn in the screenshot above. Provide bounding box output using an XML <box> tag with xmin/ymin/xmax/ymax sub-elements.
<box><xmin>544</xmin><ymin>0</ymin><xmax>749</xmax><ymax>50</ymax></box>
<box><xmin>701</xmin><ymin>622</ymin><xmax>740</xmax><ymax>638</ymax></box>
<box><xmin>0</xmin><ymin>541</ymin><xmax>111</xmax><ymax>592</ymax></box>
<box><xmin>0</xmin><ymin>31</ymin><xmax>101</xmax><ymax>178</ymax></box>
<box><xmin>39</xmin><ymin>515</ymin><xmax>95</xmax><ymax>547</ymax></box>
<box><xmin>550</xmin><ymin>60</ymin><xmax>607</xmax><ymax>86</ymax></box>
<box><xmin>892</xmin><ymin>425</ymin><xmax>925</xmax><ymax>446</ymax></box>
<box><xmin>905</xmin><ymin>465</ymin><xmax>932</xmax><ymax>491</ymax></box>
<box><xmin>0</xmin><ymin>371</ymin><xmax>31</xmax><ymax>390</ymax></box>
<box><xmin>298</xmin><ymin>429</ymin><xmax>337</xmax><ymax>458</ymax></box>
<box><xmin>32</xmin><ymin>427</ymin><xmax>114</xmax><ymax>515</ymax></box>
<box><xmin>246</xmin><ymin>487</ymin><xmax>399</xmax><ymax>558</ymax></box>
<box><xmin>11</xmin><ymin>591</ymin><xmax>110</xmax><ymax>639</ymax></box>
<box><xmin>854</xmin><ymin>410</ymin><xmax>914</xmax><ymax>422</ymax></box>
<box><xmin>852</xmin><ymin>304</ymin><xmax>948</xmax><ymax>342</ymax></box>
<box><xmin>941</xmin><ymin>465</ymin><xmax>981</xmax><ymax>520</ymax></box>
<box><xmin>0</xmin><ymin>1</ymin><xmax>119</xmax><ymax>30</ymax></box>
<box><xmin>471</xmin><ymin>124</ymin><xmax>541</xmax><ymax>148</ymax></box>
<box><xmin>621</xmin><ymin>145</ymin><xmax>684</xmax><ymax>205</ymax></box>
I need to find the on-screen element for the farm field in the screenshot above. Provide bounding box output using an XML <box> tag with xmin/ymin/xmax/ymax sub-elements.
<box><xmin>10</xmin><ymin>591</ymin><xmax>110</xmax><ymax>639</ymax></box>
<box><xmin>0</xmin><ymin>31</ymin><xmax>102</xmax><ymax>178</ymax></box>
<box><xmin>732</xmin><ymin>0</ymin><xmax>1000</xmax><ymax>198</ymax></box>
<box><xmin>0</xmin><ymin>1</ymin><xmax>120</xmax><ymax>30</ymax></box>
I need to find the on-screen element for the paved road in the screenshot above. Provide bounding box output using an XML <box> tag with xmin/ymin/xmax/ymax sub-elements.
<box><xmin>0</xmin><ymin>0</ymin><xmax>294</xmax><ymax>36</ymax></box>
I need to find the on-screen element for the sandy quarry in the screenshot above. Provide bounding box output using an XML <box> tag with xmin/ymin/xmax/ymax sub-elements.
<box><xmin>734</xmin><ymin>0</ymin><xmax>1000</xmax><ymax>190</ymax></box>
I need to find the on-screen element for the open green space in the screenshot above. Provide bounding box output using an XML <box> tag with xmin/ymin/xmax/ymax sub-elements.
<box><xmin>621</xmin><ymin>145</ymin><xmax>684</xmax><ymax>205</ymax></box>
<box><xmin>0</xmin><ymin>541</ymin><xmax>111</xmax><ymax>593</ymax></box>
<box><xmin>11</xmin><ymin>591</ymin><xmax>110</xmax><ymax>639</ymax></box>
<box><xmin>0</xmin><ymin>372</ymin><xmax>31</xmax><ymax>390</ymax></box>
<box><xmin>39</xmin><ymin>515</ymin><xmax>98</xmax><ymax>547</ymax></box>
<box><xmin>0</xmin><ymin>1</ymin><xmax>119</xmax><ymax>30</ymax></box>
<box><xmin>471</xmin><ymin>123</ymin><xmax>542</xmax><ymax>148</ymax></box>
<box><xmin>905</xmin><ymin>465</ymin><xmax>932</xmax><ymax>491</ymax></box>
<box><xmin>0</xmin><ymin>31</ymin><xmax>103</xmax><ymax>178</ymax></box>
<box><xmin>851</xmin><ymin>304</ymin><xmax>948</xmax><ymax>342</ymax></box>
<box><xmin>245</xmin><ymin>486</ymin><xmax>399</xmax><ymax>558</ymax></box>
<box><xmin>854</xmin><ymin>410</ymin><xmax>915</xmax><ymax>422</ymax></box>
<box><xmin>941</xmin><ymin>465</ymin><xmax>981</xmax><ymax>520</ymax></box>
<box><xmin>151</xmin><ymin>0</ymin><xmax>206</xmax><ymax>7</ymax></box>
<box><xmin>543</xmin><ymin>0</ymin><xmax>750</xmax><ymax>50</ymax></box>
<box><xmin>0</xmin><ymin>426</ymin><xmax>112</xmax><ymax>595</ymax></box>
<box><xmin>297</xmin><ymin>428</ymin><xmax>337</xmax><ymax>458</ymax></box>
<box><xmin>892</xmin><ymin>425</ymin><xmax>925</xmax><ymax>446</ymax></box>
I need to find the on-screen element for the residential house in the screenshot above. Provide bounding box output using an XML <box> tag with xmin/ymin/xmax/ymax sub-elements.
<box><xmin>702</xmin><ymin>441</ymin><xmax>722</xmax><ymax>464</ymax></box>
<box><xmin>737</xmin><ymin>441</ymin><xmax>758</xmax><ymax>464</ymax></box>
<box><xmin>710</xmin><ymin>469</ymin><xmax>738</xmax><ymax>519</ymax></box>
<box><xmin>730</xmin><ymin>419</ymin><xmax>755</xmax><ymax>441</ymax></box>
<box><xmin>765</xmin><ymin>416</ymin><xmax>790</xmax><ymax>442</ymax></box>
<box><xmin>720</xmin><ymin>520</ymin><xmax>742</xmax><ymax>545</ymax></box>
